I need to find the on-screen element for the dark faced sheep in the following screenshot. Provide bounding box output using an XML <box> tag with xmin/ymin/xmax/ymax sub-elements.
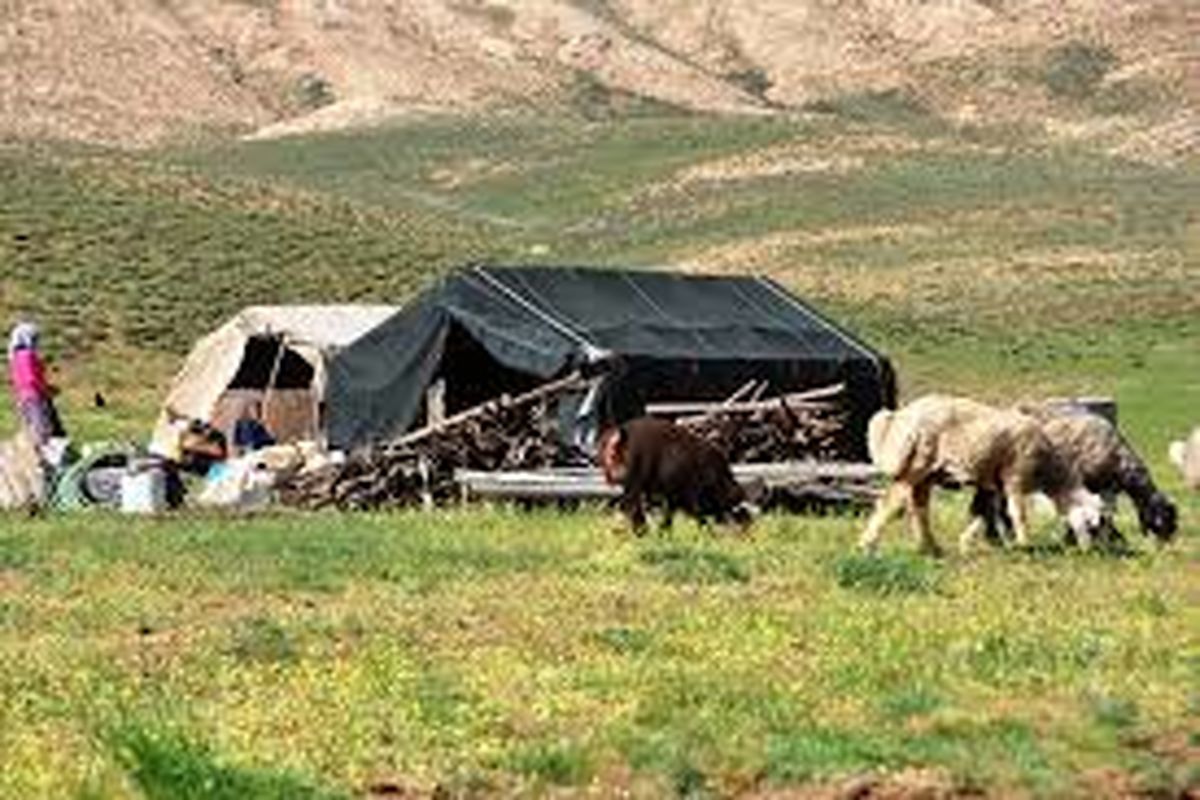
<box><xmin>599</xmin><ymin>416</ymin><xmax>753</xmax><ymax>535</ymax></box>
<box><xmin>861</xmin><ymin>394</ymin><xmax>1105</xmax><ymax>556</ymax></box>
<box><xmin>974</xmin><ymin>404</ymin><xmax>1177</xmax><ymax>549</ymax></box>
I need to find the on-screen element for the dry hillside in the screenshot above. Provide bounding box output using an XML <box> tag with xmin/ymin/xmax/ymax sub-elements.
<box><xmin>1</xmin><ymin>0</ymin><xmax>1196</xmax><ymax>149</ymax></box>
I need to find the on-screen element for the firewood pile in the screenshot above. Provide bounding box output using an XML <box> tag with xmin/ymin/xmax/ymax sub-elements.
<box><xmin>279</xmin><ymin>372</ymin><xmax>590</xmax><ymax>510</ymax></box>
<box><xmin>652</xmin><ymin>381</ymin><xmax>852</xmax><ymax>463</ymax></box>
<box><xmin>279</xmin><ymin>375</ymin><xmax>862</xmax><ymax>511</ymax></box>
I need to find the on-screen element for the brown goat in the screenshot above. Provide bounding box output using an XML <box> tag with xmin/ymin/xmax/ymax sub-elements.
<box><xmin>599</xmin><ymin>416</ymin><xmax>752</xmax><ymax>535</ymax></box>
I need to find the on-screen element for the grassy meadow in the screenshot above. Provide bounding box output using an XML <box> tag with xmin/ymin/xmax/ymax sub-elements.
<box><xmin>2</xmin><ymin>508</ymin><xmax>1199</xmax><ymax>798</ymax></box>
<box><xmin>1</xmin><ymin>102</ymin><xmax>1199</xmax><ymax>797</ymax></box>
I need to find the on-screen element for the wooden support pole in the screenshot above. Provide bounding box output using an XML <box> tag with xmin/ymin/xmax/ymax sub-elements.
<box><xmin>426</xmin><ymin>378</ymin><xmax>446</xmax><ymax>427</ymax></box>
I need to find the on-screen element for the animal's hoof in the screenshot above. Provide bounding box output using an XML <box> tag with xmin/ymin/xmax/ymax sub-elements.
<box><xmin>608</xmin><ymin>517</ymin><xmax>633</xmax><ymax>536</ymax></box>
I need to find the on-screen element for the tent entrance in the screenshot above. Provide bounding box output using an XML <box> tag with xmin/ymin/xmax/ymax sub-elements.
<box><xmin>432</xmin><ymin>323</ymin><xmax>547</xmax><ymax>418</ymax></box>
<box><xmin>227</xmin><ymin>335</ymin><xmax>315</xmax><ymax>389</ymax></box>
<box><xmin>212</xmin><ymin>335</ymin><xmax>320</xmax><ymax>443</ymax></box>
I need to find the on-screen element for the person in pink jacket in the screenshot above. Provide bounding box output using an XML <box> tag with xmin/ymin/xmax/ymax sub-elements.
<box><xmin>8</xmin><ymin>322</ymin><xmax>66</xmax><ymax>446</ymax></box>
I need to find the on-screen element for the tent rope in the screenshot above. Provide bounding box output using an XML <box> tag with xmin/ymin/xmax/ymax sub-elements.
<box><xmin>470</xmin><ymin>267</ymin><xmax>611</xmax><ymax>362</ymax></box>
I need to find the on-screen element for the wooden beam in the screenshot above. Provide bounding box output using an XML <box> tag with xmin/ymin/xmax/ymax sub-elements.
<box><xmin>454</xmin><ymin>460</ymin><xmax>879</xmax><ymax>502</ymax></box>
<box><xmin>647</xmin><ymin>383</ymin><xmax>845</xmax><ymax>417</ymax></box>
<box><xmin>425</xmin><ymin>378</ymin><xmax>446</xmax><ymax>427</ymax></box>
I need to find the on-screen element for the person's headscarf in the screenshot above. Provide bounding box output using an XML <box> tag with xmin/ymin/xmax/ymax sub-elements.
<box><xmin>8</xmin><ymin>322</ymin><xmax>39</xmax><ymax>355</ymax></box>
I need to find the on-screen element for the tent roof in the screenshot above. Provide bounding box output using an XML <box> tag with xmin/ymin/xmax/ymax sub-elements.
<box><xmin>216</xmin><ymin>305</ymin><xmax>399</xmax><ymax>349</ymax></box>
<box><xmin>326</xmin><ymin>266</ymin><xmax>892</xmax><ymax>448</ymax></box>
<box><xmin>447</xmin><ymin>265</ymin><xmax>881</xmax><ymax>362</ymax></box>
<box><xmin>153</xmin><ymin>304</ymin><xmax>398</xmax><ymax>447</ymax></box>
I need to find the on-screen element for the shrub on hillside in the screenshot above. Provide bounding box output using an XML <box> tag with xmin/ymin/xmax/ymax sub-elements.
<box><xmin>802</xmin><ymin>88</ymin><xmax>931</xmax><ymax>125</ymax></box>
<box><xmin>724</xmin><ymin>67</ymin><xmax>774</xmax><ymax>102</ymax></box>
<box><xmin>295</xmin><ymin>73</ymin><xmax>336</xmax><ymax>110</ymax></box>
<box><xmin>1043</xmin><ymin>42</ymin><xmax>1116</xmax><ymax>100</ymax></box>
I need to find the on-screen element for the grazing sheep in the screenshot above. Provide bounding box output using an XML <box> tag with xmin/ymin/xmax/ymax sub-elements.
<box><xmin>975</xmin><ymin>404</ymin><xmax>1176</xmax><ymax>548</ymax></box>
<box><xmin>1169</xmin><ymin>427</ymin><xmax>1200</xmax><ymax>490</ymax></box>
<box><xmin>860</xmin><ymin>394</ymin><xmax>1105</xmax><ymax>556</ymax></box>
<box><xmin>599</xmin><ymin>416</ymin><xmax>752</xmax><ymax>535</ymax></box>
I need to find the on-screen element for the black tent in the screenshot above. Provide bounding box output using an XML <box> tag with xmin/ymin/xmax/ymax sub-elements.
<box><xmin>325</xmin><ymin>265</ymin><xmax>895</xmax><ymax>457</ymax></box>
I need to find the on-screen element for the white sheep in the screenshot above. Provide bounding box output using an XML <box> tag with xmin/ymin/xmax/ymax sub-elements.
<box><xmin>1168</xmin><ymin>427</ymin><xmax>1200</xmax><ymax>490</ymax></box>
<box><xmin>860</xmin><ymin>394</ymin><xmax>1105</xmax><ymax>556</ymax></box>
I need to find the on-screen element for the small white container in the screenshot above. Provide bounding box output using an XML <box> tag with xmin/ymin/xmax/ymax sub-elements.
<box><xmin>120</xmin><ymin>467</ymin><xmax>167</xmax><ymax>514</ymax></box>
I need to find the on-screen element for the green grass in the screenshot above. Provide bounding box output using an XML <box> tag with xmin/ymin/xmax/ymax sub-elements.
<box><xmin>639</xmin><ymin>544</ymin><xmax>750</xmax><ymax>585</ymax></box>
<box><xmin>0</xmin><ymin>507</ymin><xmax>1197</xmax><ymax>797</ymax></box>
<box><xmin>0</xmin><ymin>144</ymin><xmax>506</xmax><ymax>358</ymax></box>
<box><xmin>106</xmin><ymin>723</ymin><xmax>346</xmax><ymax>800</ymax></box>
<box><xmin>831</xmin><ymin>552</ymin><xmax>942</xmax><ymax>596</ymax></box>
<box><xmin>5</xmin><ymin>110</ymin><xmax>1196</xmax><ymax>431</ymax></box>
<box><xmin>0</xmin><ymin>105</ymin><xmax>1199</xmax><ymax>796</ymax></box>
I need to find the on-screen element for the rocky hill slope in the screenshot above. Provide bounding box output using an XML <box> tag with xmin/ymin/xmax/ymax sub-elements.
<box><xmin>2</xmin><ymin>0</ymin><xmax>1196</xmax><ymax>152</ymax></box>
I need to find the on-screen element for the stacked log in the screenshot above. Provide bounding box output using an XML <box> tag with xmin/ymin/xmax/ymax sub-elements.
<box><xmin>280</xmin><ymin>376</ymin><xmax>863</xmax><ymax>511</ymax></box>
<box><xmin>280</xmin><ymin>373</ymin><xmax>588</xmax><ymax>510</ymax></box>
<box><xmin>650</xmin><ymin>383</ymin><xmax>852</xmax><ymax>463</ymax></box>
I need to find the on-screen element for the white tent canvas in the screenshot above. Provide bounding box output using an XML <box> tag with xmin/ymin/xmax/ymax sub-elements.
<box><xmin>152</xmin><ymin>305</ymin><xmax>397</xmax><ymax>452</ymax></box>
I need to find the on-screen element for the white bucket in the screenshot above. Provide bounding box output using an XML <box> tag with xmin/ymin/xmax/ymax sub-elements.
<box><xmin>120</xmin><ymin>467</ymin><xmax>167</xmax><ymax>514</ymax></box>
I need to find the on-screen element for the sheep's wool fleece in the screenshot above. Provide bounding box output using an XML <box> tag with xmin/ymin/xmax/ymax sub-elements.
<box><xmin>1025</xmin><ymin>406</ymin><xmax>1121</xmax><ymax>479</ymax></box>
<box><xmin>1170</xmin><ymin>427</ymin><xmax>1200</xmax><ymax>490</ymax></box>
<box><xmin>868</xmin><ymin>395</ymin><xmax>1054</xmax><ymax>490</ymax></box>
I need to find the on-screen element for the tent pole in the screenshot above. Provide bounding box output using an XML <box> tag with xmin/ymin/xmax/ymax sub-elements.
<box><xmin>312</xmin><ymin>368</ymin><xmax>324</xmax><ymax>447</ymax></box>
<box><xmin>262</xmin><ymin>334</ymin><xmax>287</xmax><ymax>433</ymax></box>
